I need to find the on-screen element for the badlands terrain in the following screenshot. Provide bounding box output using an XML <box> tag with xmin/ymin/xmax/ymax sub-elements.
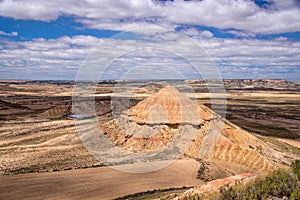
<box><xmin>0</xmin><ymin>79</ymin><xmax>299</xmax><ymax>199</ymax></box>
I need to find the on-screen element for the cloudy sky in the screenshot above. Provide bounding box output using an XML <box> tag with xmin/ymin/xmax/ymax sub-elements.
<box><xmin>0</xmin><ymin>0</ymin><xmax>299</xmax><ymax>81</ymax></box>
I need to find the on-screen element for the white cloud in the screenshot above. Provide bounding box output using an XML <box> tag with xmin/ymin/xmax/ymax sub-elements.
<box><xmin>180</xmin><ymin>28</ymin><xmax>214</xmax><ymax>38</ymax></box>
<box><xmin>275</xmin><ymin>36</ymin><xmax>288</xmax><ymax>41</ymax></box>
<box><xmin>0</xmin><ymin>30</ymin><xmax>18</xmax><ymax>36</ymax></box>
<box><xmin>0</xmin><ymin>0</ymin><xmax>299</xmax><ymax>34</ymax></box>
<box><xmin>0</xmin><ymin>0</ymin><xmax>60</xmax><ymax>21</ymax></box>
<box><xmin>226</xmin><ymin>30</ymin><xmax>255</xmax><ymax>38</ymax></box>
<box><xmin>0</xmin><ymin>35</ymin><xmax>101</xmax><ymax>79</ymax></box>
<box><xmin>77</xmin><ymin>18</ymin><xmax>169</xmax><ymax>32</ymax></box>
<box><xmin>0</xmin><ymin>32</ymin><xmax>299</xmax><ymax>81</ymax></box>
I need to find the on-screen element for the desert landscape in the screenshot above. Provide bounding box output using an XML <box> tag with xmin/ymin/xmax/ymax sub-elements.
<box><xmin>1</xmin><ymin>1</ymin><xmax>300</xmax><ymax>199</ymax></box>
<box><xmin>0</xmin><ymin>79</ymin><xmax>299</xmax><ymax>199</ymax></box>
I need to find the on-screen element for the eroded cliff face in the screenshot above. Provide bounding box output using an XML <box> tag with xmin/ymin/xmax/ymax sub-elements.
<box><xmin>127</xmin><ymin>86</ymin><xmax>201</xmax><ymax>125</ymax></box>
<box><xmin>38</xmin><ymin>103</ymin><xmax>71</xmax><ymax>119</ymax></box>
<box><xmin>185</xmin><ymin>114</ymin><xmax>277</xmax><ymax>173</ymax></box>
<box><xmin>100</xmin><ymin>86</ymin><xmax>281</xmax><ymax>175</ymax></box>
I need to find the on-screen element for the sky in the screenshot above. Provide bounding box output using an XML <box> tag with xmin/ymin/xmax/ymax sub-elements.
<box><xmin>0</xmin><ymin>0</ymin><xmax>299</xmax><ymax>81</ymax></box>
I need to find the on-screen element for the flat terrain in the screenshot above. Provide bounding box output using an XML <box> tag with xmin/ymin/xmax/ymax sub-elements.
<box><xmin>0</xmin><ymin>159</ymin><xmax>201</xmax><ymax>200</ymax></box>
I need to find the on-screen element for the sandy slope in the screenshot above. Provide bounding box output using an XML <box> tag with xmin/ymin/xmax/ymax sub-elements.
<box><xmin>0</xmin><ymin>159</ymin><xmax>202</xmax><ymax>200</ymax></box>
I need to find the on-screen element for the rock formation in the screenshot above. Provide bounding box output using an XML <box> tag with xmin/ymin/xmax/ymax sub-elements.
<box><xmin>100</xmin><ymin>85</ymin><xmax>279</xmax><ymax>174</ymax></box>
<box><xmin>38</xmin><ymin>103</ymin><xmax>71</xmax><ymax>119</ymax></box>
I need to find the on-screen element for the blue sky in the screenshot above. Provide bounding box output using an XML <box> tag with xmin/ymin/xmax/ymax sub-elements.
<box><xmin>0</xmin><ymin>0</ymin><xmax>299</xmax><ymax>81</ymax></box>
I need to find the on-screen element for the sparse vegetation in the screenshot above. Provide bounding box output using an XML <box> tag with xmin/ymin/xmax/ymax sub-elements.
<box><xmin>114</xmin><ymin>186</ymin><xmax>189</xmax><ymax>200</ymax></box>
<box><xmin>197</xmin><ymin>165</ymin><xmax>206</xmax><ymax>179</ymax></box>
<box><xmin>291</xmin><ymin>160</ymin><xmax>300</xmax><ymax>179</ymax></box>
<box><xmin>256</xmin><ymin>135</ymin><xmax>300</xmax><ymax>156</ymax></box>
<box><xmin>183</xmin><ymin>160</ymin><xmax>300</xmax><ymax>200</ymax></box>
<box><xmin>218</xmin><ymin>169</ymin><xmax>298</xmax><ymax>200</ymax></box>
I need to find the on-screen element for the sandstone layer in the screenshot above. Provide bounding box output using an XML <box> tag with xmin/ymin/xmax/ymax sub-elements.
<box><xmin>101</xmin><ymin>86</ymin><xmax>279</xmax><ymax>174</ymax></box>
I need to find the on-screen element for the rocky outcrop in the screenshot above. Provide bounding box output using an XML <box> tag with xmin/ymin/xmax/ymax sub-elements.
<box><xmin>38</xmin><ymin>103</ymin><xmax>71</xmax><ymax>119</ymax></box>
<box><xmin>128</xmin><ymin>86</ymin><xmax>201</xmax><ymax>125</ymax></box>
<box><xmin>100</xmin><ymin>85</ymin><xmax>278</xmax><ymax>173</ymax></box>
<box><xmin>185</xmin><ymin>116</ymin><xmax>277</xmax><ymax>173</ymax></box>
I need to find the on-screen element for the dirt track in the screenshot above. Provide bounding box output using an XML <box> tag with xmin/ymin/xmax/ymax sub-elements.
<box><xmin>0</xmin><ymin>159</ymin><xmax>202</xmax><ymax>200</ymax></box>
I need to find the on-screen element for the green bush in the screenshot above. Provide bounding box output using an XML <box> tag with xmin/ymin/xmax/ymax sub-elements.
<box><xmin>291</xmin><ymin>160</ymin><xmax>300</xmax><ymax>179</ymax></box>
<box><xmin>173</xmin><ymin>160</ymin><xmax>300</xmax><ymax>200</ymax></box>
<box><xmin>217</xmin><ymin>161</ymin><xmax>300</xmax><ymax>200</ymax></box>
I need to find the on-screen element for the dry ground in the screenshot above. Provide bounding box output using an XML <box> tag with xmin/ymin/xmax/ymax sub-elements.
<box><xmin>0</xmin><ymin>80</ymin><xmax>299</xmax><ymax>199</ymax></box>
<box><xmin>0</xmin><ymin>159</ymin><xmax>201</xmax><ymax>200</ymax></box>
<box><xmin>277</xmin><ymin>138</ymin><xmax>300</xmax><ymax>148</ymax></box>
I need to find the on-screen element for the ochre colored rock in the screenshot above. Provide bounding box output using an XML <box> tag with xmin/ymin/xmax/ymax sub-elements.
<box><xmin>128</xmin><ymin>86</ymin><xmax>202</xmax><ymax>125</ymax></box>
<box><xmin>100</xmin><ymin>86</ymin><xmax>277</xmax><ymax>173</ymax></box>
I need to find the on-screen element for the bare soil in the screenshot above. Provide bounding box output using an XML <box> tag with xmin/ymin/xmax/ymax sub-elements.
<box><xmin>277</xmin><ymin>138</ymin><xmax>300</xmax><ymax>148</ymax></box>
<box><xmin>0</xmin><ymin>159</ymin><xmax>201</xmax><ymax>200</ymax></box>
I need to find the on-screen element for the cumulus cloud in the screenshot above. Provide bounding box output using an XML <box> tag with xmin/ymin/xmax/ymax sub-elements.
<box><xmin>0</xmin><ymin>32</ymin><xmax>299</xmax><ymax>81</ymax></box>
<box><xmin>225</xmin><ymin>30</ymin><xmax>255</xmax><ymax>38</ymax></box>
<box><xmin>0</xmin><ymin>30</ymin><xmax>18</xmax><ymax>36</ymax></box>
<box><xmin>180</xmin><ymin>28</ymin><xmax>214</xmax><ymax>38</ymax></box>
<box><xmin>0</xmin><ymin>0</ymin><xmax>299</xmax><ymax>35</ymax></box>
<box><xmin>0</xmin><ymin>35</ymin><xmax>101</xmax><ymax>79</ymax></box>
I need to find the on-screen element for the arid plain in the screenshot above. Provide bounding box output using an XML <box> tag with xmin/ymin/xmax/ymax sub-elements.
<box><xmin>0</xmin><ymin>79</ymin><xmax>299</xmax><ymax>200</ymax></box>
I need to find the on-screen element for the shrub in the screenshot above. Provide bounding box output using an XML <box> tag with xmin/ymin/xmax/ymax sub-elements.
<box><xmin>217</xmin><ymin>161</ymin><xmax>300</xmax><ymax>200</ymax></box>
<box><xmin>291</xmin><ymin>160</ymin><xmax>300</xmax><ymax>179</ymax></box>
